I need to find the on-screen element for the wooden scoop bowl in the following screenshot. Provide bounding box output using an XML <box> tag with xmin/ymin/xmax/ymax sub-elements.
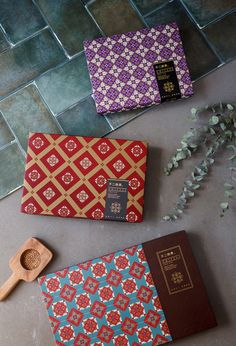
<box><xmin>0</xmin><ymin>238</ymin><xmax>53</xmax><ymax>301</ymax></box>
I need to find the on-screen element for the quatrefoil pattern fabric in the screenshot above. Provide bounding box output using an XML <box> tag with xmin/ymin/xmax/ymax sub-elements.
<box><xmin>21</xmin><ymin>133</ymin><xmax>147</xmax><ymax>222</ymax></box>
<box><xmin>39</xmin><ymin>245</ymin><xmax>172</xmax><ymax>345</ymax></box>
<box><xmin>84</xmin><ymin>23</ymin><xmax>193</xmax><ymax>115</ymax></box>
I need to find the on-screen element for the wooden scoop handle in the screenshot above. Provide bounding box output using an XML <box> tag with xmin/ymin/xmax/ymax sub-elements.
<box><xmin>0</xmin><ymin>273</ymin><xmax>20</xmax><ymax>301</ymax></box>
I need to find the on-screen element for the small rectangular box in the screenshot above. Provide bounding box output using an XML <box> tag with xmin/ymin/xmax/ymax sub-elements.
<box><xmin>38</xmin><ymin>231</ymin><xmax>217</xmax><ymax>345</ymax></box>
<box><xmin>21</xmin><ymin>133</ymin><xmax>147</xmax><ymax>222</ymax></box>
<box><xmin>84</xmin><ymin>22</ymin><xmax>193</xmax><ymax>115</ymax></box>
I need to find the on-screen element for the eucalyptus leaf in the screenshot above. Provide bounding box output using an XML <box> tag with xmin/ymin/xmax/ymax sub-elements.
<box><xmin>195</xmin><ymin>176</ymin><xmax>204</xmax><ymax>182</ymax></box>
<box><xmin>209</xmin><ymin>115</ymin><xmax>219</xmax><ymax>125</ymax></box>
<box><xmin>192</xmin><ymin>184</ymin><xmax>200</xmax><ymax>190</ymax></box>
<box><xmin>220</xmin><ymin>202</ymin><xmax>229</xmax><ymax>210</ymax></box>
<box><xmin>224</xmin><ymin>183</ymin><xmax>234</xmax><ymax>190</ymax></box>
<box><xmin>189</xmin><ymin>143</ymin><xmax>198</xmax><ymax>149</ymax></box>
<box><xmin>228</xmin><ymin>154</ymin><xmax>236</xmax><ymax>161</ymax></box>
<box><xmin>185</xmin><ymin>180</ymin><xmax>193</xmax><ymax>187</ymax></box>
<box><xmin>209</xmin><ymin>128</ymin><xmax>216</xmax><ymax>135</ymax></box>
<box><xmin>163</xmin><ymin>102</ymin><xmax>236</xmax><ymax>221</ymax></box>
<box><xmin>163</xmin><ymin>216</ymin><xmax>171</xmax><ymax>221</ymax></box>
<box><xmin>225</xmin><ymin>190</ymin><xmax>234</xmax><ymax>198</ymax></box>
<box><xmin>176</xmin><ymin>209</ymin><xmax>183</xmax><ymax>214</ymax></box>
<box><xmin>220</xmin><ymin>122</ymin><xmax>226</xmax><ymax>131</ymax></box>
<box><xmin>225</xmin><ymin>130</ymin><xmax>232</xmax><ymax>137</ymax></box>
<box><xmin>176</xmin><ymin>151</ymin><xmax>186</xmax><ymax>161</ymax></box>
<box><xmin>191</xmin><ymin>108</ymin><xmax>197</xmax><ymax>115</ymax></box>
<box><xmin>227</xmin><ymin>104</ymin><xmax>234</xmax><ymax>110</ymax></box>
<box><xmin>231</xmin><ymin>156</ymin><xmax>236</xmax><ymax>166</ymax></box>
<box><xmin>227</xmin><ymin>144</ymin><xmax>235</xmax><ymax>152</ymax></box>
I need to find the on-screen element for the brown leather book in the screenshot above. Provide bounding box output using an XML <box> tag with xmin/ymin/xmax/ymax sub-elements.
<box><xmin>39</xmin><ymin>231</ymin><xmax>216</xmax><ymax>345</ymax></box>
<box><xmin>143</xmin><ymin>230</ymin><xmax>217</xmax><ymax>341</ymax></box>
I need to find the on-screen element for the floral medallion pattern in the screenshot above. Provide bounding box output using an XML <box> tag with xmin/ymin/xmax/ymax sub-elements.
<box><xmin>21</xmin><ymin>133</ymin><xmax>147</xmax><ymax>222</ymax></box>
<box><xmin>39</xmin><ymin>245</ymin><xmax>172</xmax><ymax>345</ymax></box>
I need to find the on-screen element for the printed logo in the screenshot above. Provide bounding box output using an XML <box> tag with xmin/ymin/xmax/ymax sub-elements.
<box><xmin>104</xmin><ymin>179</ymin><xmax>128</xmax><ymax>221</ymax></box>
<box><xmin>157</xmin><ymin>245</ymin><xmax>193</xmax><ymax>294</ymax></box>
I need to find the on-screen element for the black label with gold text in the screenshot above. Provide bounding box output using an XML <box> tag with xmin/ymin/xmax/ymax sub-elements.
<box><xmin>104</xmin><ymin>179</ymin><xmax>128</xmax><ymax>221</ymax></box>
<box><xmin>153</xmin><ymin>60</ymin><xmax>181</xmax><ymax>102</ymax></box>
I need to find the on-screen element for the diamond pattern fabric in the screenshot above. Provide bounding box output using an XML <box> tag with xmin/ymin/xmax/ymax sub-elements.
<box><xmin>39</xmin><ymin>244</ymin><xmax>172</xmax><ymax>345</ymax></box>
<box><xmin>84</xmin><ymin>23</ymin><xmax>193</xmax><ymax>115</ymax></box>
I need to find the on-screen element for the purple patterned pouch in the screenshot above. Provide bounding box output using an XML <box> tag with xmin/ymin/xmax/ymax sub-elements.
<box><xmin>84</xmin><ymin>23</ymin><xmax>193</xmax><ymax>115</ymax></box>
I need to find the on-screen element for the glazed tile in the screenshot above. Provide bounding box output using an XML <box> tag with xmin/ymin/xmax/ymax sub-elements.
<box><xmin>0</xmin><ymin>29</ymin><xmax>9</xmax><ymax>53</ymax></box>
<box><xmin>88</xmin><ymin>0</ymin><xmax>145</xmax><ymax>36</ymax></box>
<box><xmin>36</xmin><ymin>0</ymin><xmax>101</xmax><ymax>56</ymax></box>
<box><xmin>0</xmin><ymin>85</ymin><xmax>61</xmax><ymax>151</ymax></box>
<box><xmin>57</xmin><ymin>96</ymin><xmax>111</xmax><ymax>137</ymax></box>
<box><xmin>133</xmin><ymin>0</ymin><xmax>168</xmax><ymax>15</ymax></box>
<box><xmin>0</xmin><ymin>29</ymin><xmax>65</xmax><ymax>99</ymax></box>
<box><xmin>105</xmin><ymin>108</ymin><xmax>145</xmax><ymax>130</ymax></box>
<box><xmin>0</xmin><ymin>143</ymin><xmax>25</xmax><ymax>199</ymax></box>
<box><xmin>0</xmin><ymin>0</ymin><xmax>46</xmax><ymax>44</ymax></box>
<box><xmin>145</xmin><ymin>0</ymin><xmax>220</xmax><ymax>80</ymax></box>
<box><xmin>0</xmin><ymin>112</ymin><xmax>14</xmax><ymax>147</ymax></box>
<box><xmin>182</xmin><ymin>0</ymin><xmax>236</xmax><ymax>27</ymax></box>
<box><xmin>204</xmin><ymin>12</ymin><xmax>236</xmax><ymax>62</ymax></box>
<box><xmin>36</xmin><ymin>53</ymin><xmax>91</xmax><ymax>114</ymax></box>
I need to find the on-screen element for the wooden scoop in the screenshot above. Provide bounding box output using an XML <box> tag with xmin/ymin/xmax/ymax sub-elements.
<box><xmin>0</xmin><ymin>238</ymin><xmax>53</xmax><ymax>301</ymax></box>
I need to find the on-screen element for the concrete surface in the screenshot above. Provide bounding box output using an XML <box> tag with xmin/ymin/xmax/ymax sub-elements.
<box><xmin>0</xmin><ymin>60</ymin><xmax>235</xmax><ymax>346</ymax></box>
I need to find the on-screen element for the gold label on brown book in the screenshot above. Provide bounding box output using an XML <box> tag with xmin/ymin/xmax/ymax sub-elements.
<box><xmin>157</xmin><ymin>245</ymin><xmax>193</xmax><ymax>295</ymax></box>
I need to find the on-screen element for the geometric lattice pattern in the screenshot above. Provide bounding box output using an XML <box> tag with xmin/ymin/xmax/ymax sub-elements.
<box><xmin>21</xmin><ymin>133</ymin><xmax>147</xmax><ymax>222</ymax></box>
<box><xmin>84</xmin><ymin>23</ymin><xmax>193</xmax><ymax>115</ymax></box>
<box><xmin>39</xmin><ymin>244</ymin><xmax>172</xmax><ymax>345</ymax></box>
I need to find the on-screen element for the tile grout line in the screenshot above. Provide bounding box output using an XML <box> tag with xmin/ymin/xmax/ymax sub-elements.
<box><xmin>0</xmin><ymin>140</ymin><xmax>17</xmax><ymax>152</ymax></box>
<box><xmin>0</xmin><ymin>0</ymin><xmax>234</xmax><ymax>202</ymax></box>
<box><xmin>104</xmin><ymin>115</ymin><xmax>115</xmax><ymax>131</ymax></box>
<box><xmin>128</xmin><ymin>0</ymin><xmax>149</xmax><ymax>27</ymax></box>
<box><xmin>54</xmin><ymin>92</ymin><xmax>114</xmax><ymax>134</ymax></box>
<box><xmin>0</xmin><ymin>185</ymin><xmax>23</xmax><ymax>201</ymax></box>
<box><xmin>143</xmin><ymin>0</ymin><xmax>174</xmax><ymax>18</ymax></box>
<box><xmin>32</xmin><ymin>0</ymin><xmax>71</xmax><ymax>59</ymax></box>
<box><xmin>84</xmin><ymin>2</ymin><xmax>106</xmax><ymax>37</ymax></box>
<box><xmin>0</xmin><ymin>56</ymin><xmax>70</xmax><ymax>104</ymax></box>
<box><xmin>6</xmin><ymin>25</ymin><xmax>49</xmax><ymax>48</ymax></box>
<box><xmin>0</xmin><ymin>109</ymin><xmax>26</xmax><ymax>157</ymax></box>
<box><xmin>193</xmin><ymin>8</ymin><xmax>236</xmax><ymax>30</ymax></box>
<box><xmin>33</xmin><ymin>82</ymin><xmax>65</xmax><ymax>135</ymax></box>
<box><xmin>178</xmin><ymin>0</ymin><xmax>224</xmax><ymax>64</ymax></box>
<box><xmin>56</xmin><ymin>94</ymin><xmax>93</xmax><ymax>118</ymax></box>
<box><xmin>0</xmin><ymin>24</ymin><xmax>14</xmax><ymax>46</ymax></box>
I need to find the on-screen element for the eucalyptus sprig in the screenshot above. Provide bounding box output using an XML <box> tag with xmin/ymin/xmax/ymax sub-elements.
<box><xmin>163</xmin><ymin>103</ymin><xmax>236</xmax><ymax>221</ymax></box>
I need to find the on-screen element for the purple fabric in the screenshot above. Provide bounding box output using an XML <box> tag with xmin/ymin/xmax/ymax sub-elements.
<box><xmin>84</xmin><ymin>23</ymin><xmax>193</xmax><ymax>115</ymax></box>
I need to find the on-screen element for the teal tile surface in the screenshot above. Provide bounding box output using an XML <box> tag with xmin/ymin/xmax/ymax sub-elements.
<box><xmin>145</xmin><ymin>0</ymin><xmax>220</xmax><ymax>80</ymax></box>
<box><xmin>36</xmin><ymin>0</ymin><xmax>101</xmax><ymax>56</ymax></box>
<box><xmin>0</xmin><ymin>29</ymin><xmax>65</xmax><ymax>99</ymax></box>
<box><xmin>88</xmin><ymin>0</ymin><xmax>145</xmax><ymax>36</ymax></box>
<box><xmin>57</xmin><ymin>96</ymin><xmax>111</xmax><ymax>137</ymax></box>
<box><xmin>133</xmin><ymin>0</ymin><xmax>168</xmax><ymax>15</ymax></box>
<box><xmin>36</xmin><ymin>53</ymin><xmax>91</xmax><ymax>114</ymax></box>
<box><xmin>0</xmin><ymin>29</ymin><xmax>9</xmax><ymax>53</ymax></box>
<box><xmin>0</xmin><ymin>0</ymin><xmax>235</xmax><ymax>200</ymax></box>
<box><xmin>0</xmin><ymin>112</ymin><xmax>14</xmax><ymax>147</ymax></box>
<box><xmin>0</xmin><ymin>143</ymin><xmax>25</xmax><ymax>199</ymax></box>
<box><xmin>105</xmin><ymin>108</ymin><xmax>144</xmax><ymax>130</ymax></box>
<box><xmin>0</xmin><ymin>0</ymin><xmax>46</xmax><ymax>44</ymax></box>
<box><xmin>0</xmin><ymin>85</ymin><xmax>61</xmax><ymax>151</ymax></box>
<box><xmin>182</xmin><ymin>0</ymin><xmax>236</xmax><ymax>27</ymax></box>
<box><xmin>204</xmin><ymin>12</ymin><xmax>236</xmax><ymax>62</ymax></box>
